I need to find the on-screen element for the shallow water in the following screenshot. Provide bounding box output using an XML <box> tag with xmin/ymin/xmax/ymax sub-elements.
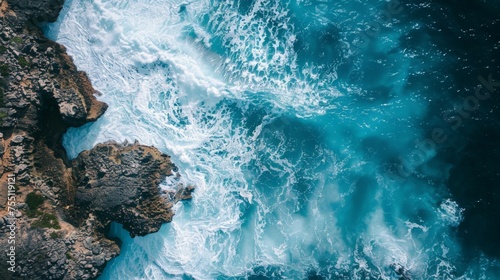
<box><xmin>45</xmin><ymin>0</ymin><xmax>500</xmax><ymax>278</ymax></box>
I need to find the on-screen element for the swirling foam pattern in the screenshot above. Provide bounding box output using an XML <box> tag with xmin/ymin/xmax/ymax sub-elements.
<box><xmin>44</xmin><ymin>0</ymin><xmax>499</xmax><ymax>279</ymax></box>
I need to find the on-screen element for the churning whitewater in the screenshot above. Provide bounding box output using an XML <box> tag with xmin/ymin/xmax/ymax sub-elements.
<box><xmin>44</xmin><ymin>0</ymin><xmax>498</xmax><ymax>279</ymax></box>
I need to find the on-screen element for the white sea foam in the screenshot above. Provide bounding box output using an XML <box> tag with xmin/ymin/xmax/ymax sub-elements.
<box><xmin>438</xmin><ymin>199</ymin><xmax>464</xmax><ymax>227</ymax></box>
<box><xmin>44</xmin><ymin>0</ymin><xmax>483</xmax><ymax>279</ymax></box>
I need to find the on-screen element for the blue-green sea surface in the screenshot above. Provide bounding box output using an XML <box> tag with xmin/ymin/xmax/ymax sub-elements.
<box><xmin>45</xmin><ymin>0</ymin><xmax>500</xmax><ymax>278</ymax></box>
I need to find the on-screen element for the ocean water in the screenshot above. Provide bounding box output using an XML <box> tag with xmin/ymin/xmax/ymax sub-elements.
<box><xmin>44</xmin><ymin>0</ymin><xmax>500</xmax><ymax>279</ymax></box>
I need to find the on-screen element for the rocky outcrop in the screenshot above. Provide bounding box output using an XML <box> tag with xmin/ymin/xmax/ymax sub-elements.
<box><xmin>0</xmin><ymin>139</ymin><xmax>187</xmax><ymax>280</ymax></box>
<box><xmin>0</xmin><ymin>0</ymin><xmax>193</xmax><ymax>279</ymax></box>
<box><xmin>72</xmin><ymin>142</ymin><xmax>178</xmax><ymax>237</ymax></box>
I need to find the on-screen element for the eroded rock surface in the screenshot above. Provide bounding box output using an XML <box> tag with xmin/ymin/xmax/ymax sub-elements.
<box><xmin>73</xmin><ymin>142</ymin><xmax>178</xmax><ymax>237</ymax></box>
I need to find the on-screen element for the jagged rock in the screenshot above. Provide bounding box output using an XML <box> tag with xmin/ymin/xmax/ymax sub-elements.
<box><xmin>179</xmin><ymin>184</ymin><xmax>196</xmax><ymax>200</ymax></box>
<box><xmin>73</xmin><ymin>142</ymin><xmax>177</xmax><ymax>237</ymax></box>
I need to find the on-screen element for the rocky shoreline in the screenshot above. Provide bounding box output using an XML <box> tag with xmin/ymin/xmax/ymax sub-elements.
<box><xmin>0</xmin><ymin>1</ymin><xmax>193</xmax><ymax>279</ymax></box>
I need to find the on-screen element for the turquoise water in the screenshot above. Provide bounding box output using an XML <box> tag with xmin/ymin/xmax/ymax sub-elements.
<box><xmin>45</xmin><ymin>0</ymin><xmax>500</xmax><ymax>278</ymax></box>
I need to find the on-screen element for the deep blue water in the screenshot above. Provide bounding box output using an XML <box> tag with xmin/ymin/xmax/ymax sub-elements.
<box><xmin>45</xmin><ymin>0</ymin><xmax>500</xmax><ymax>278</ymax></box>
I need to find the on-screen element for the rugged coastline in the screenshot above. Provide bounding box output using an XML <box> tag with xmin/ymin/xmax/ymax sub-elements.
<box><xmin>0</xmin><ymin>1</ymin><xmax>193</xmax><ymax>279</ymax></box>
